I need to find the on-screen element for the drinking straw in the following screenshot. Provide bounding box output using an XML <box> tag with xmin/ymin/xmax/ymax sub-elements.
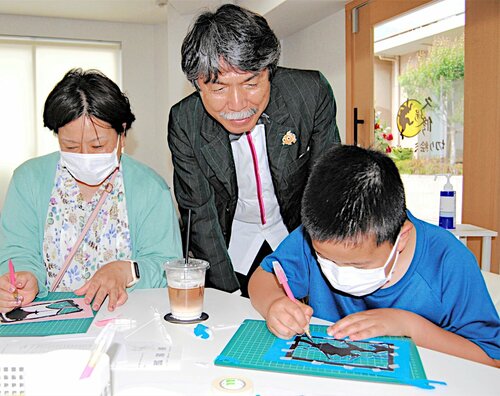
<box><xmin>184</xmin><ymin>209</ymin><xmax>192</xmax><ymax>264</ymax></box>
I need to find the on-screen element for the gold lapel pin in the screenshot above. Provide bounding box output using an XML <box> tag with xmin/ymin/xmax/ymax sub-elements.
<box><xmin>282</xmin><ymin>131</ymin><xmax>297</xmax><ymax>146</ymax></box>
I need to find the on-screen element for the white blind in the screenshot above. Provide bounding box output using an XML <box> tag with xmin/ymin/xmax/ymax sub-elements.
<box><xmin>0</xmin><ymin>37</ymin><xmax>121</xmax><ymax>209</ymax></box>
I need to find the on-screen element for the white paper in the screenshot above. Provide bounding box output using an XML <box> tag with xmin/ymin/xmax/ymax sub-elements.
<box><xmin>113</xmin><ymin>341</ymin><xmax>181</xmax><ymax>370</ymax></box>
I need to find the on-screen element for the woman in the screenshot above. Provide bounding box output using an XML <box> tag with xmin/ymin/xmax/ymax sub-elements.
<box><xmin>0</xmin><ymin>69</ymin><xmax>182</xmax><ymax>313</ymax></box>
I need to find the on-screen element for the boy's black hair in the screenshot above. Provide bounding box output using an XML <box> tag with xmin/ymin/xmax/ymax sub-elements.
<box><xmin>301</xmin><ymin>145</ymin><xmax>407</xmax><ymax>246</ymax></box>
<box><xmin>43</xmin><ymin>68</ymin><xmax>135</xmax><ymax>134</ymax></box>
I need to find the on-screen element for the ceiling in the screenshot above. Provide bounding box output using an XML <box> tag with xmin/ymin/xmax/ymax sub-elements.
<box><xmin>0</xmin><ymin>0</ymin><xmax>346</xmax><ymax>37</ymax></box>
<box><xmin>0</xmin><ymin>0</ymin><xmax>171</xmax><ymax>24</ymax></box>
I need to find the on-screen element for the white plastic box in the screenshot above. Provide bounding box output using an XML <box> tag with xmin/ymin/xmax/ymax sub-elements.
<box><xmin>0</xmin><ymin>349</ymin><xmax>110</xmax><ymax>396</ymax></box>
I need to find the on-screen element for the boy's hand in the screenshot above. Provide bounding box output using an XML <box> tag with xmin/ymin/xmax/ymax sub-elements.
<box><xmin>265</xmin><ymin>296</ymin><xmax>313</xmax><ymax>339</ymax></box>
<box><xmin>327</xmin><ymin>308</ymin><xmax>415</xmax><ymax>340</ymax></box>
<box><xmin>0</xmin><ymin>271</ymin><xmax>38</xmax><ymax>313</ymax></box>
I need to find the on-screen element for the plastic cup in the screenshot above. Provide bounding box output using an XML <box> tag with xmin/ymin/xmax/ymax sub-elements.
<box><xmin>164</xmin><ymin>258</ymin><xmax>210</xmax><ymax>321</ymax></box>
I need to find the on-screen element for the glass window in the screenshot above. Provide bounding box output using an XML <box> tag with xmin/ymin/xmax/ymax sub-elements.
<box><xmin>0</xmin><ymin>37</ymin><xmax>120</xmax><ymax>208</ymax></box>
<box><xmin>373</xmin><ymin>0</ymin><xmax>465</xmax><ymax>225</ymax></box>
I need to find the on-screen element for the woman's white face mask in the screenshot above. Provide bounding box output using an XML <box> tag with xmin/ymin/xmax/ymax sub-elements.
<box><xmin>60</xmin><ymin>135</ymin><xmax>121</xmax><ymax>186</ymax></box>
<box><xmin>316</xmin><ymin>233</ymin><xmax>401</xmax><ymax>297</ymax></box>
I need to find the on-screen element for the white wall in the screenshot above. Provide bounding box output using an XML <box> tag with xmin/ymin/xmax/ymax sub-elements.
<box><xmin>280</xmin><ymin>9</ymin><xmax>346</xmax><ymax>142</ymax></box>
<box><xmin>0</xmin><ymin>13</ymin><xmax>172</xmax><ymax>186</ymax></box>
<box><xmin>165</xmin><ymin>6</ymin><xmax>197</xmax><ymax>188</ymax></box>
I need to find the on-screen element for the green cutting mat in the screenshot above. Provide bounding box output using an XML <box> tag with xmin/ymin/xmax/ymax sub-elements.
<box><xmin>0</xmin><ymin>292</ymin><xmax>95</xmax><ymax>337</ymax></box>
<box><xmin>215</xmin><ymin>319</ymin><xmax>436</xmax><ymax>389</ymax></box>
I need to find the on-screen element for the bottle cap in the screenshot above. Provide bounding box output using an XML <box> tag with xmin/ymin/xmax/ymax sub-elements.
<box><xmin>435</xmin><ymin>174</ymin><xmax>454</xmax><ymax>191</ymax></box>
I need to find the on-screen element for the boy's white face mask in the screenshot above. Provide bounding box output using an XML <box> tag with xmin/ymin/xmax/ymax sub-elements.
<box><xmin>60</xmin><ymin>135</ymin><xmax>121</xmax><ymax>186</ymax></box>
<box><xmin>316</xmin><ymin>233</ymin><xmax>401</xmax><ymax>297</ymax></box>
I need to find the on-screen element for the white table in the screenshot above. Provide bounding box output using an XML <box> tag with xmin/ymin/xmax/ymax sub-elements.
<box><xmin>450</xmin><ymin>224</ymin><xmax>497</xmax><ymax>271</ymax></box>
<box><xmin>1</xmin><ymin>289</ymin><xmax>498</xmax><ymax>396</ymax></box>
<box><xmin>105</xmin><ymin>288</ymin><xmax>498</xmax><ymax>396</ymax></box>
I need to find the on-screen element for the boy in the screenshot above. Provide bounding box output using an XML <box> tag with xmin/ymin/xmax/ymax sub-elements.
<box><xmin>249</xmin><ymin>145</ymin><xmax>499</xmax><ymax>367</ymax></box>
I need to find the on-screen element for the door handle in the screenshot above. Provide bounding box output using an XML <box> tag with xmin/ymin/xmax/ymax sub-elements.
<box><xmin>353</xmin><ymin>107</ymin><xmax>364</xmax><ymax>146</ymax></box>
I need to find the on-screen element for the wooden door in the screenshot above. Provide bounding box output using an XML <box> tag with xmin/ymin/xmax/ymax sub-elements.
<box><xmin>345</xmin><ymin>0</ymin><xmax>500</xmax><ymax>272</ymax></box>
<box><xmin>345</xmin><ymin>0</ymin><xmax>431</xmax><ymax>146</ymax></box>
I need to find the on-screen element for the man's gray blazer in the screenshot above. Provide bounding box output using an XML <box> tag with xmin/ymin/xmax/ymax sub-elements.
<box><xmin>168</xmin><ymin>67</ymin><xmax>341</xmax><ymax>292</ymax></box>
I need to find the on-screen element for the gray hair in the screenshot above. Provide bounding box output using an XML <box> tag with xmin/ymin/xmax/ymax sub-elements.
<box><xmin>181</xmin><ymin>4</ymin><xmax>281</xmax><ymax>88</ymax></box>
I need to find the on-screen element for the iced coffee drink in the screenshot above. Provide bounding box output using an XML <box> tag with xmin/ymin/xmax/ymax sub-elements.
<box><xmin>165</xmin><ymin>259</ymin><xmax>209</xmax><ymax>321</ymax></box>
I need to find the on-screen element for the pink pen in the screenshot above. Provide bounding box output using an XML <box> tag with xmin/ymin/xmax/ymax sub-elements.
<box><xmin>8</xmin><ymin>259</ymin><xmax>19</xmax><ymax>303</ymax></box>
<box><xmin>80</xmin><ymin>323</ymin><xmax>116</xmax><ymax>379</ymax></box>
<box><xmin>272</xmin><ymin>260</ymin><xmax>314</xmax><ymax>341</ymax></box>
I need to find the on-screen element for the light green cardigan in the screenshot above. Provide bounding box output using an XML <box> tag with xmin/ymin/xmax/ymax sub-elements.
<box><xmin>0</xmin><ymin>152</ymin><xmax>182</xmax><ymax>296</ymax></box>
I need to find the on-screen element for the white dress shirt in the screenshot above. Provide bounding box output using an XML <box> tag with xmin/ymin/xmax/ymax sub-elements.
<box><xmin>228</xmin><ymin>123</ymin><xmax>289</xmax><ymax>275</ymax></box>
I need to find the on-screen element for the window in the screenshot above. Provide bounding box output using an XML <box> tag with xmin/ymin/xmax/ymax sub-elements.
<box><xmin>373</xmin><ymin>0</ymin><xmax>465</xmax><ymax>224</ymax></box>
<box><xmin>0</xmin><ymin>36</ymin><xmax>121</xmax><ymax>208</ymax></box>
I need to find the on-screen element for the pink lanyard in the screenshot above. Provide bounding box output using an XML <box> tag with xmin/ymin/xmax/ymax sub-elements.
<box><xmin>246</xmin><ymin>131</ymin><xmax>266</xmax><ymax>225</ymax></box>
<box><xmin>50</xmin><ymin>169</ymin><xmax>119</xmax><ymax>292</ymax></box>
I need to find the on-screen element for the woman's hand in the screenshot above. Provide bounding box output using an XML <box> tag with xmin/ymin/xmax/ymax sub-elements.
<box><xmin>265</xmin><ymin>296</ymin><xmax>313</xmax><ymax>339</ymax></box>
<box><xmin>0</xmin><ymin>271</ymin><xmax>38</xmax><ymax>313</ymax></box>
<box><xmin>74</xmin><ymin>261</ymin><xmax>131</xmax><ymax>311</ymax></box>
<box><xmin>327</xmin><ymin>308</ymin><xmax>414</xmax><ymax>340</ymax></box>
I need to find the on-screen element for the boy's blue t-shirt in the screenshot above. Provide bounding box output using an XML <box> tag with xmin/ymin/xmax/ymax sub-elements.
<box><xmin>260</xmin><ymin>212</ymin><xmax>500</xmax><ymax>360</ymax></box>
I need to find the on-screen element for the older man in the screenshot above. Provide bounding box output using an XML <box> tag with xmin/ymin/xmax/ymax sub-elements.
<box><xmin>168</xmin><ymin>4</ymin><xmax>340</xmax><ymax>295</ymax></box>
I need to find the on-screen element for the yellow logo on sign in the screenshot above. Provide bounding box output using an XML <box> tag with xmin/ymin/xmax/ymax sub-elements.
<box><xmin>397</xmin><ymin>98</ymin><xmax>432</xmax><ymax>138</ymax></box>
